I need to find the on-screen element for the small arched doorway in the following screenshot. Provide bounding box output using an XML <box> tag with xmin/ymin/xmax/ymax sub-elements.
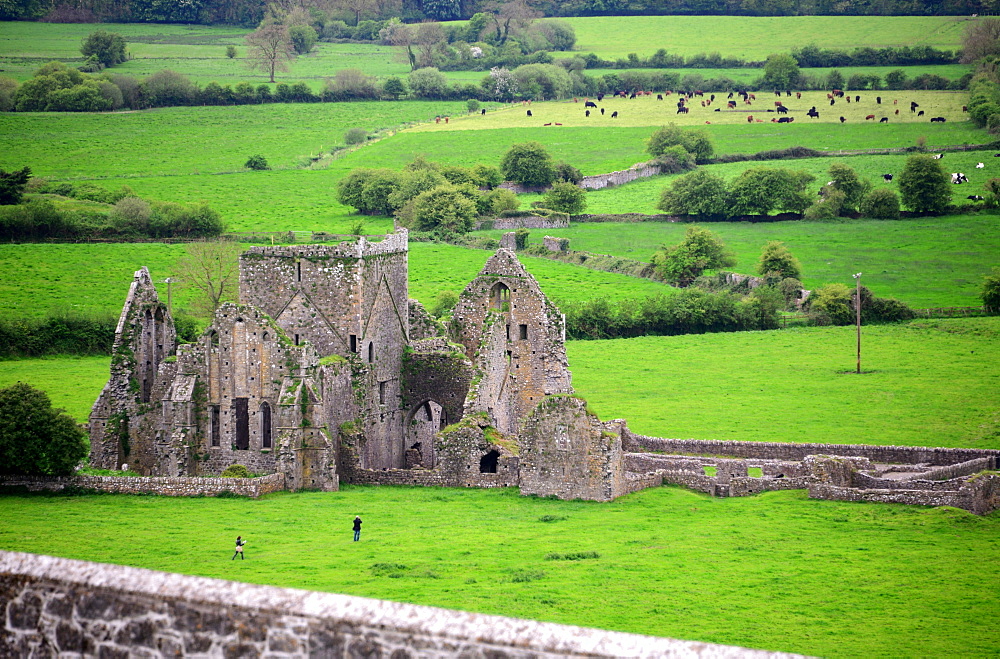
<box><xmin>479</xmin><ymin>450</ymin><xmax>500</xmax><ymax>473</ymax></box>
<box><xmin>405</xmin><ymin>400</ymin><xmax>445</xmax><ymax>468</ymax></box>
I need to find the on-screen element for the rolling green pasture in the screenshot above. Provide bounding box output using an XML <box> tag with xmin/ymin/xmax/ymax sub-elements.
<box><xmin>0</xmin><ymin>241</ymin><xmax>672</xmax><ymax>319</ymax></box>
<box><xmin>550</xmin><ymin>15</ymin><xmax>971</xmax><ymax>60</ymax></box>
<box><xmin>478</xmin><ymin>215</ymin><xmax>1000</xmax><ymax>308</ymax></box>
<box><xmin>414</xmin><ymin>91</ymin><xmax>970</xmax><ymax>130</ymax></box>
<box><xmin>569</xmin><ymin>317</ymin><xmax>1000</xmax><ymax>449</ymax></box>
<box><xmin>0</xmin><ymin>355</ymin><xmax>109</xmax><ymax>421</ymax></box>
<box><xmin>1</xmin><ymin>481</ymin><xmax>998</xmax><ymax>658</ymax></box>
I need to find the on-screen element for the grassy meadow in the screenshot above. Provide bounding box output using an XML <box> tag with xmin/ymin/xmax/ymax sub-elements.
<box><xmin>1</xmin><ymin>483</ymin><xmax>998</xmax><ymax>658</ymax></box>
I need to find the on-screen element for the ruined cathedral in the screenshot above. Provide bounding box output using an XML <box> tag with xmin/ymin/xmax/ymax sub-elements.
<box><xmin>88</xmin><ymin>230</ymin><xmax>638</xmax><ymax>500</ymax></box>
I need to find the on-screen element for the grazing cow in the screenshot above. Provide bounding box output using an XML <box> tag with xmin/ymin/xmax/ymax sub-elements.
<box><xmin>807</xmin><ymin>108</ymin><xmax>820</xmax><ymax>118</ymax></box>
<box><xmin>976</xmin><ymin>162</ymin><xmax>985</xmax><ymax>168</ymax></box>
<box><xmin>775</xmin><ymin>101</ymin><xmax>783</xmax><ymax>107</ymax></box>
<box><xmin>710</xmin><ymin>94</ymin><xmax>715</xmax><ymax>101</ymax></box>
<box><xmin>882</xmin><ymin>174</ymin><xmax>893</xmax><ymax>182</ymax></box>
<box><xmin>951</xmin><ymin>173</ymin><xmax>968</xmax><ymax>184</ymax></box>
<box><xmin>963</xmin><ymin>105</ymin><xmax>968</xmax><ymax>112</ymax></box>
<box><xmin>677</xmin><ymin>106</ymin><xmax>689</xmax><ymax>114</ymax></box>
<box><xmin>777</xmin><ymin>105</ymin><xmax>788</xmax><ymax>114</ymax></box>
<box><xmin>968</xmin><ymin>195</ymin><xmax>984</xmax><ymax>200</ymax></box>
<box><xmin>526</xmin><ymin>110</ymin><xmax>532</xmax><ymax>117</ymax></box>
<box><xmin>728</xmin><ymin>100</ymin><xmax>737</xmax><ymax>109</ymax></box>
<box><xmin>728</xmin><ymin>91</ymin><xmax>734</xmax><ymax>99</ymax></box>
<box><xmin>611</xmin><ymin>111</ymin><xmax>618</xmax><ymax>118</ymax></box>
<box><xmin>481</xmin><ymin>108</ymin><xmax>486</xmax><ymax>115</ymax></box>
<box><xmin>830</xmin><ymin>98</ymin><xmax>836</xmax><ymax>105</ymax></box>
<box><xmin>930</xmin><ymin>116</ymin><xmax>945</xmax><ymax>122</ymax></box>
<box><xmin>880</xmin><ymin>117</ymin><xmax>888</xmax><ymax>123</ymax></box>
<box><xmin>911</xmin><ymin>102</ymin><xmax>919</xmax><ymax>112</ymax></box>
<box><xmin>777</xmin><ymin>116</ymin><xmax>793</xmax><ymax>123</ymax></box>
<box><xmin>629</xmin><ymin>92</ymin><xmax>637</xmax><ymax>99</ymax></box>
<box><xmin>657</xmin><ymin>94</ymin><xmax>663</xmax><ymax>100</ymax></box>
<box><xmin>585</xmin><ymin>100</ymin><xmax>597</xmax><ymax>108</ymax></box>
<box><xmin>775</xmin><ymin>91</ymin><xmax>782</xmax><ymax>97</ymax></box>
<box><xmin>543</xmin><ymin>122</ymin><xmax>551</xmax><ymax>126</ymax></box>
<box><xmin>597</xmin><ymin>94</ymin><xmax>604</xmax><ymax>101</ymax></box>
<box><xmin>846</xmin><ymin>96</ymin><xmax>851</xmax><ymax>103</ymax></box>
<box><xmin>840</xmin><ymin>116</ymin><xmax>846</xmax><ymax>123</ymax></box>
<box><xmin>796</xmin><ymin>92</ymin><xmax>802</xmax><ymax>99</ymax></box>
<box><xmin>601</xmin><ymin>108</ymin><xmax>605</xmax><ymax>115</ymax></box>
<box><xmin>749</xmin><ymin>93</ymin><xmax>756</xmax><ymax>100</ymax></box>
<box><xmin>855</xmin><ymin>95</ymin><xmax>860</xmax><ymax>102</ymax></box>
<box><xmin>585</xmin><ymin>110</ymin><xmax>590</xmax><ymax>117</ymax></box>
<box><xmin>786</xmin><ymin>90</ymin><xmax>792</xmax><ymax>96</ymax></box>
<box><xmin>555</xmin><ymin>123</ymin><xmax>562</xmax><ymax>126</ymax></box>
<box><xmin>933</xmin><ymin>153</ymin><xmax>944</xmax><ymax>159</ymax></box>
<box><xmin>865</xmin><ymin>114</ymin><xmax>876</xmax><ymax>121</ymax></box>
<box><xmin>748</xmin><ymin>115</ymin><xmax>754</xmax><ymax>123</ymax></box>
<box><xmin>876</xmin><ymin>96</ymin><xmax>881</xmax><ymax>104</ymax></box>
<box><xmin>895</xmin><ymin>109</ymin><xmax>899</xmax><ymax>115</ymax></box>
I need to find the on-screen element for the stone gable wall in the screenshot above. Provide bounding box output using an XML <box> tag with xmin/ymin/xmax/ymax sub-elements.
<box><xmin>0</xmin><ymin>550</ymin><xmax>788</xmax><ymax>658</ymax></box>
<box><xmin>0</xmin><ymin>473</ymin><xmax>285</xmax><ymax>498</ymax></box>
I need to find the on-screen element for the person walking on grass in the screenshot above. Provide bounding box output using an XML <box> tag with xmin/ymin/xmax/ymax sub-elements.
<box><xmin>232</xmin><ymin>535</ymin><xmax>246</xmax><ymax>560</ymax></box>
<box><xmin>353</xmin><ymin>516</ymin><xmax>362</xmax><ymax>542</ymax></box>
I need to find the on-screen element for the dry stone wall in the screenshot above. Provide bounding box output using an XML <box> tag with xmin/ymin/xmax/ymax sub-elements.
<box><xmin>0</xmin><ymin>551</ymin><xmax>795</xmax><ymax>658</ymax></box>
<box><xmin>580</xmin><ymin>162</ymin><xmax>663</xmax><ymax>190</ymax></box>
<box><xmin>0</xmin><ymin>473</ymin><xmax>285</xmax><ymax>498</ymax></box>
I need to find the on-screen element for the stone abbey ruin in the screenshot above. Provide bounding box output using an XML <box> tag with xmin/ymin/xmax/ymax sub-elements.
<box><xmin>87</xmin><ymin>231</ymin><xmax>1000</xmax><ymax>512</ymax></box>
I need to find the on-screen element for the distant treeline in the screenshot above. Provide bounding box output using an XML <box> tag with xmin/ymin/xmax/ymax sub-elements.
<box><xmin>1</xmin><ymin>0</ymin><xmax>992</xmax><ymax>25</ymax></box>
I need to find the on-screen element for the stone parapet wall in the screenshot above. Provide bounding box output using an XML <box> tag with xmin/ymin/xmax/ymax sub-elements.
<box><xmin>0</xmin><ymin>473</ymin><xmax>285</xmax><ymax>499</ymax></box>
<box><xmin>0</xmin><ymin>551</ymin><xmax>795</xmax><ymax>658</ymax></box>
<box><xmin>622</xmin><ymin>427</ymin><xmax>1000</xmax><ymax>466</ymax></box>
<box><xmin>475</xmin><ymin>216</ymin><xmax>570</xmax><ymax>230</ymax></box>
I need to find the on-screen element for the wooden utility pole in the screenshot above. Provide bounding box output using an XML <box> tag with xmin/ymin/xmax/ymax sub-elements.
<box><xmin>853</xmin><ymin>272</ymin><xmax>862</xmax><ymax>374</ymax></box>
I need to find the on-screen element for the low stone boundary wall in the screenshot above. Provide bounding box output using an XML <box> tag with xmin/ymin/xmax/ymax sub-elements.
<box><xmin>475</xmin><ymin>215</ymin><xmax>570</xmax><ymax>230</ymax></box>
<box><xmin>809</xmin><ymin>473</ymin><xmax>1000</xmax><ymax>515</ymax></box>
<box><xmin>907</xmin><ymin>457</ymin><xmax>993</xmax><ymax>481</ymax></box>
<box><xmin>0</xmin><ymin>473</ymin><xmax>286</xmax><ymax>499</ymax></box>
<box><xmin>349</xmin><ymin>467</ymin><xmax>518</xmax><ymax>489</ymax></box>
<box><xmin>621</xmin><ymin>427</ymin><xmax>1000</xmax><ymax>467</ymax></box>
<box><xmin>580</xmin><ymin>162</ymin><xmax>663</xmax><ymax>190</ymax></box>
<box><xmin>0</xmin><ymin>551</ymin><xmax>798</xmax><ymax>657</ymax></box>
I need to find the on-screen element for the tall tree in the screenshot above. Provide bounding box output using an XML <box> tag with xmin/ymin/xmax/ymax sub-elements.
<box><xmin>174</xmin><ymin>241</ymin><xmax>243</xmax><ymax>316</ymax></box>
<box><xmin>0</xmin><ymin>382</ymin><xmax>87</xmax><ymax>476</ymax></box>
<box><xmin>245</xmin><ymin>24</ymin><xmax>295</xmax><ymax>83</ymax></box>
<box><xmin>482</xmin><ymin>0</ymin><xmax>541</xmax><ymax>45</ymax></box>
<box><xmin>961</xmin><ymin>18</ymin><xmax>1000</xmax><ymax>63</ymax></box>
<box><xmin>898</xmin><ymin>154</ymin><xmax>951</xmax><ymax>213</ymax></box>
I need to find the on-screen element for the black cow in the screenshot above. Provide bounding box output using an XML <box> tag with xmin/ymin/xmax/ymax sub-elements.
<box><xmin>601</xmin><ymin>108</ymin><xmax>605</xmax><ymax>115</ymax></box>
<box><xmin>585</xmin><ymin>100</ymin><xmax>597</xmax><ymax>108</ymax></box>
<box><xmin>710</xmin><ymin>94</ymin><xmax>715</xmax><ymax>101</ymax></box>
<box><xmin>776</xmin><ymin>105</ymin><xmax>788</xmax><ymax>114</ymax></box>
<box><xmin>918</xmin><ymin>110</ymin><xmax>925</xmax><ymax>117</ymax></box>
<box><xmin>728</xmin><ymin>91</ymin><xmax>734</xmax><ymax>99</ymax></box>
<box><xmin>840</xmin><ymin>116</ymin><xmax>846</xmax><ymax>123</ymax></box>
<box><xmin>930</xmin><ymin>116</ymin><xmax>946</xmax><ymax>122</ymax></box>
<box><xmin>807</xmin><ymin>108</ymin><xmax>820</xmax><ymax>118</ymax></box>
<box><xmin>777</xmin><ymin>116</ymin><xmax>793</xmax><ymax>123</ymax></box>
<box><xmin>597</xmin><ymin>94</ymin><xmax>604</xmax><ymax>102</ymax></box>
<box><xmin>657</xmin><ymin>94</ymin><xmax>663</xmax><ymax>100</ymax></box>
<box><xmin>911</xmin><ymin>102</ymin><xmax>919</xmax><ymax>112</ymax></box>
<box><xmin>526</xmin><ymin>110</ymin><xmax>532</xmax><ymax>117</ymax></box>
<box><xmin>968</xmin><ymin>195</ymin><xmax>984</xmax><ymax>200</ymax></box>
<box><xmin>830</xmin><ymin>98</ymin><xmax>835</xmax><ymax>105</ymax></box>
<box><xmin>883</xmin><ymin>174</ymin><xmax>893</xmax><ymax>182</ymax></box>
<box><xmin>677</xmin><ymin>106</ymin><xmax>688</xmax><ymax>114</ymax></box>
<box><xmin>880</xmin><ymin>117</ymin><xmax>888</xmax><ymax>123</ymax></box>
<box><xmin>611</xmin><ymin>111</ymin><xmax>618</xmax><ymax>118</ymax></box>
<box><xmin>727</xmin><ymin>100</ymin><xmax>737</xmax><ymax>109</ymax></box>
<box><xmin>481</xmin><ymin>108</ymin><xmax>486</xmax><ymax>115</ymax></box>
<box><xmin>585</xmin><ymin>110</ymin><xmax>590</xmax><ymax>117</ymax></box>
<box><xmin>876</xmin><ymin>96</ymin><xmax>881</xmax><ymax>104</ymax></box>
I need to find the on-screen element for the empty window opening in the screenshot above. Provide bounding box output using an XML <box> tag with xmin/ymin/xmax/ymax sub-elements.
<box><xmin>423</xmin><ymin>401</ymin><xmax>434</xmax><ymax>421</ymax></box>
<box><xmin>294</xmin><ymin>334</ymin><xmax>300</xmax><ymax>346</ymax></box>
<box><xmin>262</xmin><ymin>332</ymin><xmax>269</xmax><ymax>341</ymax></box>
<box><xmin>368</xmin><ymin>342</ymin><xmax>374</xmax><ymax>363</ymax></box>
<box><xmin>479</xmin><ymin>450</ymin><xmax>500</xmax><ymax>473</ymax></box>
<box><xmin>519</xmin><ymin>324</ymin><xmax>528</xmax><ymax>340</ymax></box>
<box><xmin>296</xmin><ymin>260</ymin><xmax>302</xmax><ymax>282</ymax></box>
<box><xmin>233</xmin><ymin>398</ymin><xmax>249</xmax><ymax>450</ymax></box>
<box><xmin>142</xmin><ymin>360</ymin><xmax>153</xmax><ymax>403</ymax></box>
<box><xmin>379</xmin><ymin>381</ymin><xmax>387</xmax><ymax>405</ymax></box>
<box><xmin>491</xmin><ymin>283</ymin><xmax>511</xmax><ymax>310</ymax></box>
<box><xmin>211</xmin><ymin>406</ymin><xmax>220</xmax><ymax>447</ymax></box>
<box><xmin>350</xmin><ymin>335</ymin><xmax>358</xmax><ymax>352</ymax></box>
<box><xmin>261</xmin><ymin>402</ymin><xmax>272</xmax><ymax>449</ymax></box>
<box><xmin>506</xmin><ymin>324</ymin><xmax>511</xmax><ymax>341</ymax></box>
<box><xmin>410</xmin><ymin>442</ymin><xmax>422</xmax><ymax>450</ymax></box>
<box><xmin>209</xmin><ymin>331</ymin><xmax>219</xmax><ymax>347</ymax></box>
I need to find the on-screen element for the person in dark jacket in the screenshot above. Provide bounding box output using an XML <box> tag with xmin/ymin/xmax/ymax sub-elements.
<box><xmin>353</xmin><ymin>516</ymin><xmax>362</xmax><ymax>542</ymax></box>
<box><xmin>232</xmin><ymin>536</ymin><xmax>246</xmax><ymax>560</ymax></box>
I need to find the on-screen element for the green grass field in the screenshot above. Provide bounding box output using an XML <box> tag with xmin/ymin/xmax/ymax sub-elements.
<box><xmin>476</xmin><ymin>215</ymin><xmax>1000</xmax><ymax>308</ymax></box>
<box><xmin>0</xmin><ymin>483</ymin><xmax>997</xmax><ymax>658</ymax></box>
<box><xmin>0</xmin><ymin>355</ymin><xmax>109</xmax><ymax>421</ymax></box>
<box><xmin>0</xmin><ymin>241</ymin><xmax>673</xmax><ymax>319</ymax></box>
<box><xmin>551</xmin><ymin>15</ymin><xmax>971</xmax><ymax>60</ymax></box>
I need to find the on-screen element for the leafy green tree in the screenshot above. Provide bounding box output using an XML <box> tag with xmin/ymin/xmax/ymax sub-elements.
<box><xmin>481</xmin><ymin>188</ymin><xmax>519</xmax><ymax>215</ymax></box>
<box><xmin>651</xmin><ymin>225</ymin><xmax>736</xmax><ymax>286</ymax></box>
<box><xmin>860</xmin><ymin>188</ymin><xmax>900</xmax><ymax>219</ymax></box>
<box><xmin>982</xmin><ymin>267</ymin><xmax>1000</xmax><ymax>313</ymax></box>
<box><xmin>762</xmin><ymin>52</ymin><xmax>800</xmax><ymax>89</ymax></box>
<box><xmin>898</xmin><ymin>154</ymin><xmax>951</xmax><ymax>213</ymax></box>
<box><xmin>226</xmin><ymin>45</ymin><xmax>238</xmax><ymax>59</ymax></box>
<box><xmin>884</xmin><ymin>69</ymin><xmax>907</xmax><ymax>90</ymax></box>
<box><xmin>511</xmin><ymin>63</ymin><xmax>572</xmax><ymax>100</ymax></box>
<box><xmin>500</xmin><ymin>141</ymin><xmax>556</xmax><ymax>187</ymax></box>
<box><xmin>288</xmin><ymin>25</ymin><xmax>318</xmax><ymax>54</ymax></box>
<box><xmin>81</xmin><ymin>30</ymin><xmax>127</xmax><ymax>67</ymax></box>
<box><xmin>245</xmin><ymin>154</ymin><xmax>269</xmax><ymax>170</ymax></box>
<box><xmin>807</xmin><ymin>283</ymin><xmax>854</xmax><ymax>325</ymax></box>
<box><xmin>412</xmin><ymin>184</ymin><xmax>479</xmax><ymax>235</ymax></box>
<box><xmin>408</xmin><ymin>67</ymin><xmax>449</xmax><ymax>98</ymax></box>
<box><xmin>657</xmin><ymin>169</ymin><xmax>727</xmax><ymax>218</ymax></box>
<box><xmin>728</xmin><ymin>167</ymin><xmax>815</xmax><ymax>217</ymax></box>
<box><xmin>827</xmin><ymin>162</ymin><xmax>867</xmax><ymax>212</ymax></box>
<box><xmin>0</xmin><ymin>167</ymin><xmax>32</xmax><ymax>205</ymax></box>
<box><xmin>541</xmin><ymin>181</ymin><xmax>586</xmax><ymax>214</ymax></box>
<box><xmin>360</xmin><ymin>169</ymin><xmax>404</xmax><ymax>215</ymax></box>
<box><xmin>803</xmin><ymin>187</ymin><xmax>845</xmax><ymax>221</ymax></box>
<box><xmin>471</xmin><ymin>164</ymin><xmax>503</xmax><ymax>189</ymax></box>
<box><xmin>142</xmin><ymin>69</ymin><xmax>197</xmax><ymax>106</ymax></box>
<box><xmin>382</xmin><ymin>76</ymin><xmax>406</xmax><ymax>99</ymax></box>
<box><xmin>430</xmin><ymin>290</ymin><xmax>459</xmax><ymax>317</ymax></box>
<box><xmin>757</xmin><ymin>241</ymin><xmax>801</xmax><ymax>279</ymax></box>
<box><xmin>466</xmin><ymin>98</ymin><xmax>481</xmax><ymax>113</ymax></box>
<box><xmin>337</xmin><ymin>168</ymin><xmax>375</xmax><ymax>211</ymax></box>
<box><xmin>344</xmin><ymin>127</ymin><xmax>368</xmax><ymax>145</ymax></box>
<box><xmin>826</xmin><ymin>69</ymin><xmax>845</xmax><ymax>90</ymax></box>
<box><xmin>0</xmin><ymin>382</ymin><xmax>87</xmax><ymax>476</ymax></box>
<box><xmin>647</xmin><ymin>124</ymin><xmax>714</xmax><ymax>162</ymax></box>
<box><xmin>0</xmin><ymin>76</ymin><xmax>18</xmax><ymax>111</ymax></box>
<box><xmin>554</xmin><ymin>162</ymin><xmax>583</xmax><ymax>184</ymax></box>
<box><xmin>423</xmin><ymin>0</ymin><xmax>462</xmax><ymax>20</ymax></box>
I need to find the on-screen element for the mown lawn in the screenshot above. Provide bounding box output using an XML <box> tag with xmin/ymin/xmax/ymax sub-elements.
<box><xmin>0</xmin><ymin>355</ymin><xmax>108</xmax><ymax>421</ymax></box>
<box><xmin>0</xmin><ymin>484</ymin><xmax>997</xmax><ymax>659</ymax></box>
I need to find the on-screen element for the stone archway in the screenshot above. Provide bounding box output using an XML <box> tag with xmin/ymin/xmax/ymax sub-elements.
<box><xmin>404</xmin><ymin>399</ymin><xmax>446</xmax><ymax>468</ymax></box>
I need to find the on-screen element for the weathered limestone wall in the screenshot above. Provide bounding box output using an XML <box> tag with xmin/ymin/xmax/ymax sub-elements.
<box><xmin>621</xmin><ymin>426</ymin><xmax>1000</xmax><ymax>467</ymax></box>
<box><xmin>808</xmin><ymin>474</ymin><xmax>1000</xmax><ymax>515</ymax></box>
<box><xmin>543</xmin><ymin>236</ymin><xmax>570</xmax><ymax>252</ymax></box>
<box><xmin>0</xmin><ymin>473</ymin><xmax>285</xmax><ymax>498</ymax></box>
<box><xmin>519</xmin><ymin>397</ymin><xmax>627</xmax><ymax>502</ymax></box>
<box><xmin>0</xmin><ymin>551</ymin><xmax>795</xmax><ymax>658</ymax></box>
<box><xmin>580</xmin><ymin>162</ymin><xmax>662</xmax><ymax>190</ymax></box>
<box><xmin>474</xmin><ymin>216</ymin><xmax>570</xmax><ymax>230</ymax></box>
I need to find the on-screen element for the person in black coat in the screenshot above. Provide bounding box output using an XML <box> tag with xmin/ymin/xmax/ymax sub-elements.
<box><xmin>353</xmin><ymin>516</ymin><xmax>362</xmax><ymax>542</ymax></box>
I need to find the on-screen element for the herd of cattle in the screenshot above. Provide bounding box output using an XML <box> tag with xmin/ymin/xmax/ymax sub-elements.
<box><xmin>508</xmin><ymin>89</ymin><xmax>957</xmax><ymax>126</ymax></box>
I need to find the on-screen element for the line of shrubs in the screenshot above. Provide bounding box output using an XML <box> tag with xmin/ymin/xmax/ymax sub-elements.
<box><xmin>0</xmin><ymin>312</ymin><xmax>201</xmax><ymax>358</ymax></box>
